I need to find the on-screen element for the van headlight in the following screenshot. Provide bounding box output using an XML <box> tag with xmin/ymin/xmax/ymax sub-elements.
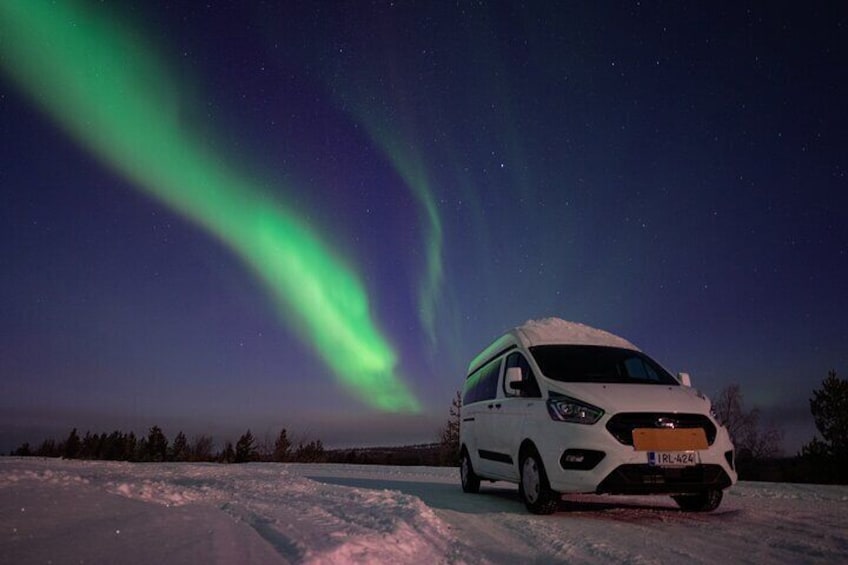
<box><xmin>547</xmin><ymin>395</ymin><xmax>604</xmax><ymax>424</ymax></box>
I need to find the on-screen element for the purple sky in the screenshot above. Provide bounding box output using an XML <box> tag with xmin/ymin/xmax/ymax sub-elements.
<box><xmin>2</xmin><ymin>2</ymin><xmax>846</xmax><ymax>454</ymax></box>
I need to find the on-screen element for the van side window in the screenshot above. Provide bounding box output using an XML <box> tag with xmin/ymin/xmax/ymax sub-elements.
<box><xmin>504</xmin><ymin>352</ymin><xmax>541</xmax><ymax>398</ymax></box>
<box><xmin>462</xmin><ymin>358</ymin><xmax>503</xmax><ymax>404</ymax></box>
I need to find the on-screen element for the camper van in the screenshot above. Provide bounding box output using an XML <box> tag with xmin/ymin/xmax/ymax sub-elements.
<box><xmin>459</xmin><ymin>318</ymin><xmax>736</xmax><ymax>514</ymax></box>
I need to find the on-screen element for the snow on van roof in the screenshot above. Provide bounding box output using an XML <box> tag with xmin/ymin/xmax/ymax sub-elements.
<box><xmin>467</xmin><ymin>318</ymin><xmax>639</xmax><ymax>374</ymax></box>
<box><xmin>515</xmin><ymin>318</ymin><xmax>640</xmax><ymax>350</ymax></box>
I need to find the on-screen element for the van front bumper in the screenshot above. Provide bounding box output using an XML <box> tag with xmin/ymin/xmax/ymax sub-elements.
<box><xmin>531</xmin><ymin>415</ymin><xmax>738</xmax><ymax>495</ymax></box>
<box><xmin>595</xmin><ymin>463</ymin><xmax>734</xmax><ymax>495</ymax></box>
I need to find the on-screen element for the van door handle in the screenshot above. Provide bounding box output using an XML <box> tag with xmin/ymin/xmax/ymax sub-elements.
<box><xmin>488</xmin><ymin>403</ymin><xmax>502</xmax><ymax>409</ymax></box>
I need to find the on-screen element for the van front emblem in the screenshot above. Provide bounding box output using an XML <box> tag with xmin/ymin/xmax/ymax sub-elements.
<box><xmin>656</xmin><ymin>417</ymin><xmax>676</xmax><ymax>429</ymax></box>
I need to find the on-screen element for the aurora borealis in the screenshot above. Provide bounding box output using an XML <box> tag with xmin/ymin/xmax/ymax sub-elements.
<box><xmin>0</xmin><ymin>1</ymin><xmax>418</xmax><ymax>412</ymax></box>
<box><xmin>1</xmin><ymin>2</ymin><xmax>846</xmax><ymax>450</ymax></box>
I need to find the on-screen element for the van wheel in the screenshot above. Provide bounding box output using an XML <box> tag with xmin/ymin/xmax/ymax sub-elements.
<box><xmin>519</xmin><ymin>449</ymin><xmax>559</xmax><ymax>514</ymax></box>
<box><xmin>460</xmin><ymin>449</ymin><xmax>480</xmax><ymax>493</ymax></box>
<box><xmin>673</xmin><ymin>489</ymin><xmax>723</xmax><ymax>512</ymax></box>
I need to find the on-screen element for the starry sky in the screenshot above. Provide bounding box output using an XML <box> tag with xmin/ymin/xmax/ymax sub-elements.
<box><xmin>1</xmin><ymin>2</ymin><xmax>846</xmax><ymax>454</ymax></box>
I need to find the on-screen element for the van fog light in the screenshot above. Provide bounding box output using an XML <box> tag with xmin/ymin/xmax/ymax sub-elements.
<box><xmin>560</xmin><ymin>449</ymin><xmax>605</xmax><ymax>470</ymax></box>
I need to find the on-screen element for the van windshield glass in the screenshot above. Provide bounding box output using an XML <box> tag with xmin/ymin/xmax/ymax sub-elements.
<box><xmin>529</xmin><ymin>345</ymin><xmax>679</xmax><ymax>385</ymax></box>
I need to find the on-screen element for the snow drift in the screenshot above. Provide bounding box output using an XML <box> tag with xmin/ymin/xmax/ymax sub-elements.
<box><xmin>2</xmin><ymin>458</ymin><xmax>846</xmax><ymax>564</ymax></box>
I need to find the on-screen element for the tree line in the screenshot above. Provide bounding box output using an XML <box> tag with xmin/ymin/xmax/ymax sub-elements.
<box><xmin>10</xmin><ymin>371</ymin><xmax>847</xmax><ymax>483</ymax></box>
<box><xmin>11</xmin><ymin>426</ymin><xmax>328</xmax><ymax>464</ymax></box>
<box><xmin>706</xmin><ymin>370</ymin><xmax>847</xmax><ymax>484</ymax></box>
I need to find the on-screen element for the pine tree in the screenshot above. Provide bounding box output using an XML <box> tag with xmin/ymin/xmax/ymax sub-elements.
<box><xmin>273</xmin><ymin>428</ymin><xmax>291</xmax><ymax>462</ymax></box>
<box><xmin>235</xmin><ymin>430</ymin><xmax>257</xmax><ymax>463</ymax></box>
<box><xmin>13</xmin><ymin>442</ymin><xmax>32</xmax><ymax>456</ymax></box>
<box><xmin>63</xmin><ymin>428</ymin><xmax>81</xmax><ymax>459</ymax></box>
<box><xmin>809</xmin><ymin>370</ymin><xmax>848</xmax><ymax>455</ymax></box>
<box><xmin>220</xmin><ymin>441</ymin><xmax>235</xmax><ymax>463</ymax></box>
<box><xmin>803</xmin><ymin>370</ymin><xmax>848</xmax><ymax>482</ymax></box>
<box><xmin>135</xmin><ymin>437</ymin><xmax>150</xmax><ymax>461</ymax></box>
<box><xmin>146</xmin><ymin>426</ymin><xmax>169</xmax><ymax>462</ymax></box>
<box><xmin>170</xmin><ymin>431</ymin><xmax>190</xmax><ymax>462</ymax></box>
<box><xmin>102</xmin><ymin>431</ymin><xmax>125</xmax><ymax>460</ymax></box>
<box><xmin>124</xmin><ymin>432</ymin><xmax>138</xmax><ymax>462</ymax></box>
<box><xmin>80</xmin><ymin>431</ymin><xmax>99</xmax><ymax>459</ymax></box>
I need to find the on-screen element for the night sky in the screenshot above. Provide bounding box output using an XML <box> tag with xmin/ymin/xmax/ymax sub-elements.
<box><xmin>1</xmin><ymin>2</ymin><xmax>846</xmax><ymax>453</ymax></box>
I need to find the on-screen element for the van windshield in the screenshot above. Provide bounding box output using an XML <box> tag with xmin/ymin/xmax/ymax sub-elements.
<box><xmin>529</xmin><ymin>345</ymin><xmax>679</xmax><ymax>385</ymax></box>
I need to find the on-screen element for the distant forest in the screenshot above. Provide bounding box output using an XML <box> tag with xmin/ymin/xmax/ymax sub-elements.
<box><xmin>8</xmin><ymin>372</ymin><xmax>846</xmax><ymax>484</ymax></box>
<box><xmin>9</xmin><ymin>426</ymin><xmax>453</xmax><ymax>467</ymax></box>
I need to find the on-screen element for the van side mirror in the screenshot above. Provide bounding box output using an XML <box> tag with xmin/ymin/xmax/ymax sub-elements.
<box><xmin>677</xmin><ymin>372</ymin><xmax>692</xmax><ymax>387</ymax></box>
<box><xmin>505</xmin><ymin>367</ymin><xmax>524</xmax><ymax>396</ymax></box>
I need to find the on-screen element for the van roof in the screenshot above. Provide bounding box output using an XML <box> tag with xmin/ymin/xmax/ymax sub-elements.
<box><xmin>467</xmin><ymin>318</ymin><xmax>639</xmax><ymax>375</ymax></box>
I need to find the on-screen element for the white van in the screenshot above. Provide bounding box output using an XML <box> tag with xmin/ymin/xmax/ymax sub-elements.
<box><xmin>459</xmin><ymin>318</ymin><xmax>737</xmax><ymax>514</ymax></box>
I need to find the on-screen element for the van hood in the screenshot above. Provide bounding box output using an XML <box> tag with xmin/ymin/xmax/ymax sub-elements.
<box><xmin>546</xmin><ymin>381</ymin><xmax>713</xmax><ymax>416</ymax></box>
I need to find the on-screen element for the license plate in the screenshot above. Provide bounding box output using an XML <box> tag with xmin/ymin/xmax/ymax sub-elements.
<box><xmin>647</xmin><ymin>451</ymin><xmax>699</xmax><ymax>467</ymax></box>
<box><xmin>632</xmin><ymin>428</ymin><xmax>708</xmax><ymax>451</ymax></box>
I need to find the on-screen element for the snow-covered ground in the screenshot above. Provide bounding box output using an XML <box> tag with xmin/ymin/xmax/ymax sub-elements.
<box><xmin>2</xmin><ymin>458</ymin><xmax>846</xmax><ymax>564</ymax></box>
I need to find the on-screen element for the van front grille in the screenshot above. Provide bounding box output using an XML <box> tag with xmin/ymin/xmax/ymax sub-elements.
<box><xmin>606</xmin><ymin>413</ymin><xmax>717</xmax><ymax>446</ymax></box>
<box><xmin>596</xmin><ymin>464</ymin><xmax>732</xmax><ymax>495</ymax></box>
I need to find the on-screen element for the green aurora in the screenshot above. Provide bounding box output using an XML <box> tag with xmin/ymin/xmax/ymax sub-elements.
<box><xmin>360</xmin><ymin>124</ymin><xmax>445</xmax><ymax>346</ymax></box>
<box><xmin>0</xmin><ymin>2</ymin><xmax>419</xmax><ymax>412</ymax></box>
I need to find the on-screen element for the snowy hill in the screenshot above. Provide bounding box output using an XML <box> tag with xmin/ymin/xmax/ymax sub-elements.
<box><xmin>2</xmin><ymin>458</ymin><xmax>846</xmax><ymax>563</ymax></box>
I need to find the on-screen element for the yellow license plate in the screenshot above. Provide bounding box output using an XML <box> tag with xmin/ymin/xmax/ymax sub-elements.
<box><xmin>632</xmin><ymin>428</ymin><xmax>708</xmax><ymax>451</ymax></box>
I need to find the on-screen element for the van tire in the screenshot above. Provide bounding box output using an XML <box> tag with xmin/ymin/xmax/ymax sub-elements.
<box><xmin>673</xmin><ymin>489</ymin><xmax>723</xmax><ymax>512</ymax></box>
<box><xmin>519</xmin><ymin>449</ymin><xmax>559</xmax><ymax>514</ymax></box>
<box><xmin>460</xmin><ymin>449</ymin><xmax>481</xmax><ymax>493</ymax></box>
